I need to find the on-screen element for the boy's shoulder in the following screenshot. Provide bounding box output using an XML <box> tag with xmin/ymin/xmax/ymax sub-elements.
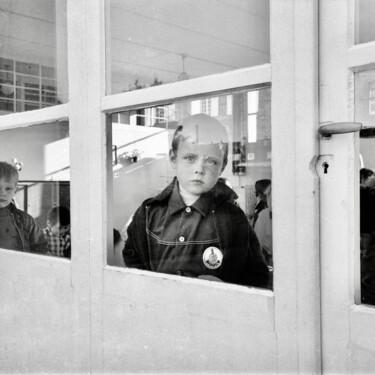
<box><xmin>9</xmin><ymin>204</ymin><xmax>37</xmax><ymax>226</ymax></box>
<box><xmin>141</xmin><ymin>179</ymin><xmax>176</xmax><ymax>209</ymax></box>
<box><xmin>212</xmin><ymin>181</ymin><xmax>239</xmax><ymax>206</ymax></box>
<box><xmin>216</xmin><ymin>199</ymin><xmax>248</xmax><ymax>226</ymax></box>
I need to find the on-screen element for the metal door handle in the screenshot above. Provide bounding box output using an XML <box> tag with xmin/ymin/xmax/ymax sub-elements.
<box><xmin>319</xmin><ymin>122</ymin><xmax>363</xmax><ymax>137</ymax></box>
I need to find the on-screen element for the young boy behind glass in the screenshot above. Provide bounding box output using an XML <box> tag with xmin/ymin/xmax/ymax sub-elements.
<box><xmin>0</xmin><ymin>161</ymin><xmax>47</xmax><ymax>253</ymax></box>
<box><xmin>123</xmin><ymin>114</ymin><xmax>269</xmax><ymax>287</ymax></box>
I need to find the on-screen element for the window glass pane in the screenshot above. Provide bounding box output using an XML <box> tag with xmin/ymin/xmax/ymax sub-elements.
<box><xmin>109</xmin><ymin>87</ymin><xmax>272</xmax><ymax>289</ymax></box>
<box><xmin>0</xmin><ymin>122</ymin><xmax>71</xmax><ymax>259</ymax></box>
<box><xmin>107</xmin><ymin>0</ymin><xmax>270</xmax><ymax>94</ymax></box>
<box><xmin>0</xmin><ymin>0</ymin><xmax>68</xmax><ymax>115</ymax></box>
<box><xmin>355</xmin><ymin>70</ymin><xmax>375</xmax><ymax>305</ymax></box>
<box><xmin>355</xmin><ymin>0</ymin><xmax>375</xmax><ymax>44</ymax></box>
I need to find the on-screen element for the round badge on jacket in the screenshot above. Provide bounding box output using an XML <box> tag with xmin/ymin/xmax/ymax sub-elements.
<box><xmin>202</xmin><ymin>246</ymin><xmax>223</xmax><ymax>269</ymax></box>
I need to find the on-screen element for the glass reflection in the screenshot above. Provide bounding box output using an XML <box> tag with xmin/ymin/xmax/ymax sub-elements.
<box><xmin>107</xmin><ymin>0</ymin><xmax>270</xmax><ymax>94</ymax></box>
<box><xmin>355</xmin><ymin>0</ymin><xmax>375</xmax><ymax>44</ymax></box>
<box><xmin>0</xmin><ymin>122</ymin><xmax>70</xmax><ymax>258</ymax></box>
<box><xmin>109</xmin><ymin>88</ymin><xmax>272</xmax><ymax>289</ymax></box>
<box><xmin>0</xmin><ymin>0</ymin><xmax>68</xmax><ymax>115</ymax></box>
<box><xmin>356</xmin><ymin>70</ymin><xmax>375</xmax><ymax>304</ymax></box>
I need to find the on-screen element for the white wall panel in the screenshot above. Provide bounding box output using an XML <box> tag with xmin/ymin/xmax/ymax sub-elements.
<box><xmin>0</xmin><ymin>250</ymin><xmax>88</xmax><ymax>373</ymax></box>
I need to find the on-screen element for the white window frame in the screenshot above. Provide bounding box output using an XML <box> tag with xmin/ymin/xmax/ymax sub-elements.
<box><xmin>369</xmin><ymin>86</ymin><xmax>375</xmax><ymax>115</ymax></box>
<box><xmin>318</xmin><ymin>0</ymin><xmax>375</xmax><ymax>371</ymax></box>
<box><xmin>349</xmin><ymin>27</ymin><xmax>375</xmax><ymax>318</ymax></box>
<box><xmin>0</xmin><ymin>1</ymin><xmax>322</xmax><ymax>373</ymax></box>
<box><xmin>345</xmin><ymin>3</ymin><xmax>375</xmax><ymax>312</ymax></box>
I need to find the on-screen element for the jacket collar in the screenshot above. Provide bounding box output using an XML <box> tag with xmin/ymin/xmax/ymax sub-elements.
<box><xmin>168</xmin><ymin>183</ymin><xmax>212</xmax><ymax>217</ymax></box>
<box><xmin>8</xmin><ymin>202</ymin><xmax>17</xmax><ymax>212</ymax></box>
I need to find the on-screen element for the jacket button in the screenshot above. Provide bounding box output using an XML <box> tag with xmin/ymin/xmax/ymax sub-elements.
<box><xmin>185</xmin><ymin>207</ymin><xmax>191</xmax><ymax>213</ymax></box>
<box><xmin>179</xmin><ymin>236</ymin><xmax>185</xmax><ymax>242</ymax></box>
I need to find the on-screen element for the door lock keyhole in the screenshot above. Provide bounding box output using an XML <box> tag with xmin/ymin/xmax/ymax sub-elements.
<box><xmin>322</xmin><ymin>162</ymin><xmax>329</xmax><ymax>174</ymax></box>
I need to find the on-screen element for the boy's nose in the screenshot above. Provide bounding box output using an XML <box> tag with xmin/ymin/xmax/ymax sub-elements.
<box><xmin>194</xmin><ymin>159</ymin><xmax>205</xmax><ymax>175</ymax></box>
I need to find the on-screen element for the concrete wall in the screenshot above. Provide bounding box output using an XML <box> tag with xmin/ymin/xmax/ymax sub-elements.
<box><xmin>0</xmin><ymin>121</ymin><xmax>69</xmax><ymax>180</ymax></box>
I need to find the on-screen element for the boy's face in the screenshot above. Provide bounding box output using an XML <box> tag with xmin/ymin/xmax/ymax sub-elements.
<box><xmin>47</xmin><ymin>219</ymin><xmax>68</xmax><ymax>236</ymax></box>
<box><xmin>0</xmin><ymin>177</ymin><xmax>17</xmax><ymax>208</ymax></box>
<box><xmin>171</xmin><ymin>139</ymin><xmax>225</xmax><ymax>197</ymax></box>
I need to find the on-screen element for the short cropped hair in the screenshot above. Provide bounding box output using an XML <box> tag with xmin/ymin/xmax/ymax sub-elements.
<box><xmin>360</xmin><ymin>168</ymin><xmax>374</xmax><ymax>184</ymax></box>
<box><xmin>255</xmin><ymin>179</ymin><xmax>271</xmax><ymax>197</ymax></box>
<box><xmin>0</xmin><ymin>161</ymin><xmax>19</xmax><ymax>183</ymax></box>
<box><xmin>47</xmin><ymin>206</ymin><xmax>70</xmax><ymax>226</ymax></box>
<box><xmin>170</xmin><ymin>113</ymin><xmax>229</xmax><ymax>169</ymax></box>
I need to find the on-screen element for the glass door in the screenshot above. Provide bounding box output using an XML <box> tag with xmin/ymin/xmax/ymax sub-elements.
<box><xmin>319</xmin><ymin>0</ymin><xmax>375</xmax><ymax>373</ymax></box>
<box><xmin>98</xmin><ymin>0</ymin><xmax>322</xmax><ymax>373</ymax></box>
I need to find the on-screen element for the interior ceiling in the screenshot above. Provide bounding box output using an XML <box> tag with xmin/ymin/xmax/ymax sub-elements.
<box><xmin>0</xmin><ymin>1</ymin><xmax>57</xmax><ymax>66</ymax></box>
<box><xmin>0</xmin><ymin>0</ymin><xmax>270</xmax><ymax>94</ymax></box>
<box><xmin>110</xmin><ymin>0</ymin><xmax>270</xmax><ymax>93</ymax></box>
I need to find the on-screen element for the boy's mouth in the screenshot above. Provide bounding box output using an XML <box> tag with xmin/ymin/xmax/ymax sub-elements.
<box><xmin>191</xmin><ymin>179</ymin><xmax>203</xmax><ymax>183</ymax></box>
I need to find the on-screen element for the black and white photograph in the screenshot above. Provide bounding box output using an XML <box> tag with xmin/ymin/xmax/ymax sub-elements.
<box><xmin>1</xmin><ymin>0</ymin><xmax>375</xmax><ymax>373</ymax></box>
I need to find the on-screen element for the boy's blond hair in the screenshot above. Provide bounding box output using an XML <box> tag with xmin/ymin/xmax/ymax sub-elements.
<box><xmin>170</xmin><ymin>113</ymin><xmax>229</xmax><ymax>169</ymax></box>
<box><xmin>0</xmin><ymin>161</ymin><xmax>19</xmax><ymax>183</ymax></box>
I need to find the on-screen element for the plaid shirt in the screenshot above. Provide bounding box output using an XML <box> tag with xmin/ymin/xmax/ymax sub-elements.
<box><xmin>43</xmin><ymin>225</ymin><xmax>71</xmax><ymax>258</ymax></box>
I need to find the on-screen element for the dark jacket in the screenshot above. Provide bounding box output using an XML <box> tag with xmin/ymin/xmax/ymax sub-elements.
<box><xmin>123</xmin><ymin>178</ymin><xmax>269</xmax><ymax>288</ymax></box>
<box><xmin>360</xmin><ymin>186</ymin><xmax>375</xmax><ymax>234</ymax></box>
<box><xmin>8</xmin><ymin>203</ymin><xmax>48</xmax><ymax>254</ymax></box>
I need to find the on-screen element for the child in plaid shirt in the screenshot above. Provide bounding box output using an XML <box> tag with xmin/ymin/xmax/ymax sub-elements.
<box><xmin>0</xmin><ymin>161</ymin><xmax>47</xmax><ymax>253</ymax></box>
<box><xmin>43</xmin><ymin>206</ymin><xmax>71</xmax><ymax>258</ymax></box>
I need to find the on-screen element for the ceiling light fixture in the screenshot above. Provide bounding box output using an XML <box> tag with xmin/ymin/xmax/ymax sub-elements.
<box><xmin>177</xmin><ymin>53</ymin><xmax>189</xmax><ymax>81</ymax></box>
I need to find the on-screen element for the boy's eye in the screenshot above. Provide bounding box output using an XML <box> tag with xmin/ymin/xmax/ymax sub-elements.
<box><xmin>205</xmin><ymin>158</ymin><xmax>219</xmax><ymax>167</ymax></box>
<box><xmin>184</xmin><ymin>155</ymin><xmax>196</xmax><ymax>162</ymax></box>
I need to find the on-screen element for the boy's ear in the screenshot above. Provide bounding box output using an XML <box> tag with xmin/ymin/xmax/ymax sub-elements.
<box><xmin>220</xmin><ymin>159</ymin><xmax>228</xmax><ymax>173</ymax></box>
<box><xmin>169</xmin><ymin>149</ymin><xmax>177</xmax><ymax>169</ymax></box>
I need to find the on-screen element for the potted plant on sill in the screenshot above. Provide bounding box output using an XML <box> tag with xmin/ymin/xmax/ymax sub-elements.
<box><xmin>119</xmin><ymin>149</ymin><xmax>143</xmax><ymax>166</ymax></box>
